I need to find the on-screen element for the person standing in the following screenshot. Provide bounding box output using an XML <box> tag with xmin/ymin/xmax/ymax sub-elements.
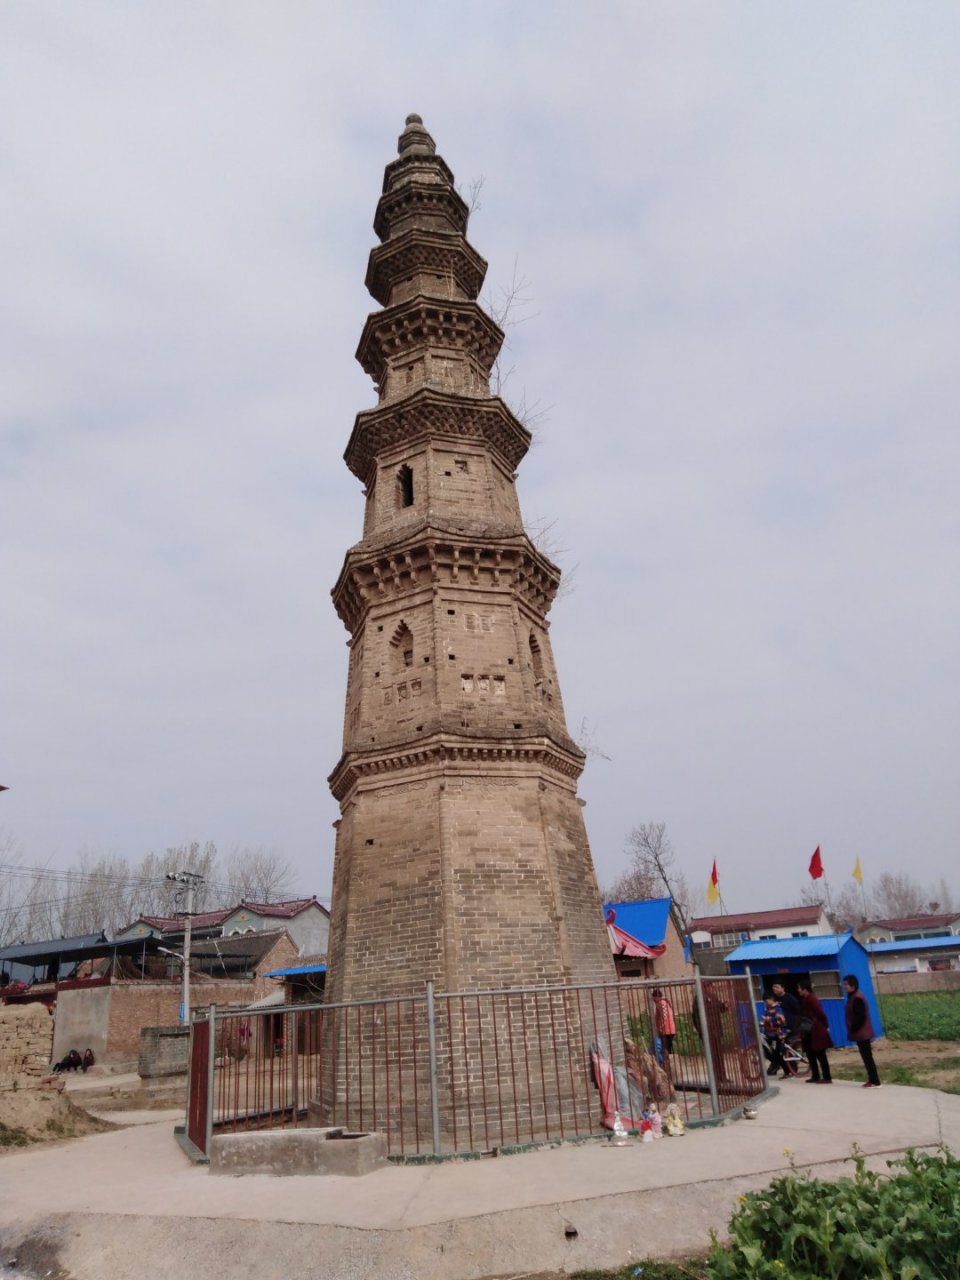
<box><xmin>652</xmin><ymin>988</ymin><xmax>677</xmax><ymax>1056</ymax></box>
<box><xmin>771</xmin><ymin>981</ymin><xmax>800</xmax><ymax>1038</ymax></box>
<box><xmin>844</xmin><ymin>974</ymin><xmax>881</xmax><ymax>1088</ymax></box>
<box><xmin>796</xmin><ymin>981</ymin><xmax>833</xmax><ymax>1083</ymax></box>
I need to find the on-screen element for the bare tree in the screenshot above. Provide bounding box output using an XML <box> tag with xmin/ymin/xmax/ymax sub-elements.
<box><xmin>220</xmin><ymin>846</ymin><xmax>294</xmax><ymax>903</ymax></box>
<box><xmin>606</xmin><ymin>822</ymin><xmax>697</xmax><ymax>933</ymax></box>
<box><xmin>808</xmin><ymin>869</ymin><xmax>957</xmax><ymax>931</ymax></box>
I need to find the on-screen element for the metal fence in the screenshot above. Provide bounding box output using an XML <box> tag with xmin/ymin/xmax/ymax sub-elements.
<box><xmin>185</xmin><ymin>973</ymin><xmax>765</xmax><ymax>1159</ymax></box>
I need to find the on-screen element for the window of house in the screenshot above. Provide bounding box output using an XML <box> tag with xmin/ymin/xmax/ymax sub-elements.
<box><xmin>811</xmin><ymin>970</ymin><xmax>842</xmax><ymax>1000</ymax></box>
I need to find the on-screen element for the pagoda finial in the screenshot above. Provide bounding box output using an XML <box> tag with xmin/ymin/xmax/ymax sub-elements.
<box><xmin>398</xmin><ymin>113</ymin><xmax>436</xmax><ymax>157</ymax></box>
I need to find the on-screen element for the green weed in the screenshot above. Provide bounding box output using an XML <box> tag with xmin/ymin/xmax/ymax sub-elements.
<box><xmin>706</xmin><ymin>1147</ymin><xmax>960</xmax><ymax>1279</ymax></box>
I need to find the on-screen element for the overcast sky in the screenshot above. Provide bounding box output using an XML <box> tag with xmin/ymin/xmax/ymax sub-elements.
<box><xmin>2</xmin><ymin>2</ymin><xmax>958</xmax><ymax>918</ymax></box>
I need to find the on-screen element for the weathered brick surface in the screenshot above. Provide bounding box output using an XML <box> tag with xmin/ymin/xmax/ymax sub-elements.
<box><xmin>0</xmin><ymin>1003</ymin><xmax>56</xmax><ymax>1092</ymax></box>
<box><xmin>139</xmin><ymin>1025</ymin><xmax>190</xmax><ymax>1077</ymax></box>
<box><xmin>326</xmin><ymin>116</ymin><xmax>615</xmax><ymax>1027</ymax></box>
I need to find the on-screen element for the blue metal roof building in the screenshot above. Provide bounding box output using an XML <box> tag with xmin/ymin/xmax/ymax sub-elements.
<box><xmin>725</xmin><ymin>932</ymin><xmax>883</xmax><ymax>1048</ymax></box>
<box><xmin>602</xmin><ymin>898</ymin><xmax>672</xmax><ymax>948</ymax></box>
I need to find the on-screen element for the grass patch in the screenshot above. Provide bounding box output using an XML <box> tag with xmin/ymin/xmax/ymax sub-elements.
<box><xmin>880</xmin><ymin>991</ymin><xmax>960</xmax><ymax>1041</ymax></box>
<box><xmin>832</xmin><ymin>1061</ymin><xmax>921</xmax><ymax>1087</ymax></box>
<box><xmin>0</xmin><ymin>1121</ymin><xmax>33</xmax><ymax>1148</ymax></box>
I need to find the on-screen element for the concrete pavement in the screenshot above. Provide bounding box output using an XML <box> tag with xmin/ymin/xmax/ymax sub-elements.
<box><xmin>1</xmin><ymin>1078</ymin><xmax>958</xmax><ymax>1280</ymax></box>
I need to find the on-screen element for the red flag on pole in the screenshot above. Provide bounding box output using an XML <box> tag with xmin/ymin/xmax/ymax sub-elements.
<box><xmin>707</xmin><ymin>859</ymin><xmax>720</xmax><ymax>904</ymax></box>
<box><xmin>809</xmin><ymin>845</ymin><xmax>823</xmax><ymax>880</ymax></box>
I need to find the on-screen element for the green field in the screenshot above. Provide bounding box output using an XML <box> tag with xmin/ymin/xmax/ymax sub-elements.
<box><xmin>879</xmin><ymin>990</ymin><xmax>960</xmax><ymax>1041</ymax></box>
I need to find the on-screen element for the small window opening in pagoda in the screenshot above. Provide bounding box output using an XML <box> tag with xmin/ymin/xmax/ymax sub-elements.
<box><xmin>529</xmin><ymin>632</ymin><xmax>545</xmax><ymax>683</ymax></box>
<box><xmin>398</xmin><ymin>464</ymin><xmax>414</xmax><ymax>508</ymax></box>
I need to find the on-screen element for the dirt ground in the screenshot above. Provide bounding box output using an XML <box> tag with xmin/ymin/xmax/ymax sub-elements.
<box><xmin>0</xmin><ymin>1084</ymin><xmax>111</xmax><ymax>1151</ymax></box>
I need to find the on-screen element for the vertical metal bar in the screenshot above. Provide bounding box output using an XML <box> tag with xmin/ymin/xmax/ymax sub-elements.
<box><xmin>425</xmin><ymin>981</ymin><xmax>442</xmax><ymax>1156</ymax></box>
<box><xmin>460</xmin><ymin>996</ymin><xmax>473</xmax><ymax>1152</ymax></box>
<box><xmin>204</xmin><ymin>1005</ymin><xmax>217</xmax><ymax>1157</ymax></box>
<box><xmin>410</xmin><ymin>997</ymin><xmax>421</xmax><ymax>1155</ymax></box>
<box><xmin>744</xmin><ymin>967</ymin><xmax>765</xmax><ymax>1088</ymax></box>
<box><xmin>518</xmin><ymin>993</ymin><xmax>534</xmax><ymax>1142</ymax></box>
<box><xmin>474</xmin><ymin>994</ymin><xmax>490</xmax><ymax>1150</ymax></box>
<box><xmin>506</xmin><ymin>992</ymin><xmax>520</xmax><ymax>1144</ymax></box>
<box><xmin>290</xmin><ymin>1010</ymin><xmax>299</xmax><ymax>1124</ymax></box>
<box><xmin>694</xmin><ymin>971</ymin><xmax>720</xmax><ymax>1116</ymax></box>
<box><xmin>490</xmin><ymin>992</ymin><xmax>505</xmax><ymax>1148</ymax></box>
<box><xmin>543</xmin><ymin>992</ymin><xmax>560</xmax><ymax>1137</ymax></box>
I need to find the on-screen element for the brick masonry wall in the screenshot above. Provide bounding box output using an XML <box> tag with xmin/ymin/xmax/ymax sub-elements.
<box><xmin>139</xmin><ymin>1025</ymin><xmax>190</xmax><ymax>1077</ymax></box>
<box><xmin>53</xmin><ymin>977</ymin><xmax>289</xmax><ymax>1070</ymax></box>
<box><xmin>875</xmin><ymin>969</ymin><xmax>960</xmax><ymax>995</ymax></box>
<box><xmin>0</xmin><ymin>1003</ymin><xmax>55</xmax><ymax>1092</ymax></box>
<box><xmin>327</xmin><ymin>770</ymin><xmax>614</xmax><ymax>1004</ymax></box>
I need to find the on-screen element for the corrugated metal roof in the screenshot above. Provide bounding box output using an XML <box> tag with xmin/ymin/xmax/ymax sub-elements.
<box><xmin>866</xmin><ymin>936</ymin><xmax>960</xmax><ymax>954</ymax></box>
<box><xmin>603</xmin><ymin>898</ymin><xmax>672</xmax><ymax>948</ymax></box>
<box><xmin>265</xmin><ymin>963</ymin><xmax>327</xmax><ymax>976</ymax></box>
<box><xmin>725</xmin><ymin>933</ymin><xmax>856</xmax><ymax>963</ymax></box>
<box><xmin>0</xmin><ymin>933</ymin><xmax>105</xmax><ymax>962</ymax></box>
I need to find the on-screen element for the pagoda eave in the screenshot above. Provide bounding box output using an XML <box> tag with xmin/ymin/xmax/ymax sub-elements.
<box><xmin>327</xmin><ymin>732</ymin><xmax>586</xmax><ymax>803</ymax></box>
<box><xmin>343</xmin><ymin>386</ymin><xmax>531</xmax><ymax>483</ymax></box>
<box><xmin>355</xmin><ymin>297</ymin><xmax>504</xmax><ymax>384</ymax></box>
<box><xmin>330</xmin><ymin>525</ymin><xmax>562</xmax><ymax>632</ymax></box>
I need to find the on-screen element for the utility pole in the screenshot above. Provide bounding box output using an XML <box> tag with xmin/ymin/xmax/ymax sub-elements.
<box><xmin>165</xmin><ymin>870</ymin><xmax>204</xmax><ymax>1024</ymax></box>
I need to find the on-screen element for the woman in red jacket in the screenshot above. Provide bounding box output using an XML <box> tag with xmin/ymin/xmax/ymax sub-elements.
<box><xmin>796</xmin><ymin>981</ymin><xmax>833</xmax><ymax>1083</ymax></box>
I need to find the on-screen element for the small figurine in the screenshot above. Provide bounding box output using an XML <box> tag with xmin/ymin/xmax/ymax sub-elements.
<box><xmin>612</xmin><ymin>1111</ymin><xmax>630</xmax><ymax>1145</ymax></box>
<box><xmin>664</xmin><ymin>1103</ymin><xmax>686</xmax><ymax>1136</ymax></box>
<box><xmin>648</xmin><ymin>1101</ymin><xmax>662</xmax><ymax>1138</ymax></box>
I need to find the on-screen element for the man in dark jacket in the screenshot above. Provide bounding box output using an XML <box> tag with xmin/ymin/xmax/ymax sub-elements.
<box><xmin>771</xmin><ymin>981</ymin><xmax>800</xmax><ymax>1036</ymax></box>
<box><xmin>844</xmin><ymin>974</ymin><xmax>881</xmax><ymax>1088</ymax></box>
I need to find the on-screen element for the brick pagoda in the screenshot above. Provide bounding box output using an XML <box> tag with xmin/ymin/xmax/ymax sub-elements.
<box><xmin>325</xmin><ymin>115</ymin><xmax>614</xmax><ymax>1004</ymax></box>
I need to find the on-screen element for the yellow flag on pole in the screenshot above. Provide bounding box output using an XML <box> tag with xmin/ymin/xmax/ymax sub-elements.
<box><xmin>852</xmin><ymin>856</ymin><xmax>863</xmax><ymax>885</ymax></box>
<box><xmin>707</xmin><ymin>859</ymin><xmax>720</xmax><ymax>904</ymax></box>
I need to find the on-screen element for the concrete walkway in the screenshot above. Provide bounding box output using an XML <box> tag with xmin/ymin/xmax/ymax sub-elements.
<box><xmin>1</xmin><ymin>1079</ymin><xmax>958</xmax><ymax>1280</ymax></box>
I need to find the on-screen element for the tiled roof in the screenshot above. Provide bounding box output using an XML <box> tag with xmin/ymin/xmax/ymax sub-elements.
<box><xmin>864</xmin><ymin>913</ymin><xmax>960</xmax><ymax>931</ymax></box>
<box><xmin>232</xmin><ymin>897</ymin><xmax>328</xmax><ymax>919</ymax></box>
<box><xmin>689</xmin><ymin>905</ymin><xmax>824</xmax><ymax>934</ymax></box>
<box><xmin>137</xmin><ymin>908</ymin><xmax>232</xmax><ymax>931</ymax></box>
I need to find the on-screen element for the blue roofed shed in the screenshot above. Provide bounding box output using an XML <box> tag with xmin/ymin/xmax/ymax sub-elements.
<box><xmin>602</xmin><ymin>898</ymin><xmax>689</xmax><ymax>979</ymax></box>
<box><xmin>725</xmin><ymin>932</ymin><xmax>882</xmax><ymax>1048</ymax></box>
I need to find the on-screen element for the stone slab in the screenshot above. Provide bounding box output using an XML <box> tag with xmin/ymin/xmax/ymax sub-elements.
<box><xmin>209</xmin><ymin>1126</ymin><xmax>388</xmax><ymax>1177</ymax></box>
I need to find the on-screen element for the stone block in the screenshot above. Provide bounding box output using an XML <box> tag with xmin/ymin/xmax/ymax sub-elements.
<box><xmin>208</xmin><ymin>1127</ymin><xmax>388</xmax><ymax>1177</ymax></box>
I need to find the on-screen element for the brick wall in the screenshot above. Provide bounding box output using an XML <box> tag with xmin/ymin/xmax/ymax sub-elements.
<box><xmin>139</xmin><ymin>1025</ymin><xmax>190</xmax><ymax>1077</ymax></box>
<box><xmin>875</xmin><ymin>969</ymin><xmax>960</xmax><ymax>995</ymax></box>
<box><xmin>0</xmin><ymin>1003</ymin><xmax>55</xmax><ymax>1092</ymax></box>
